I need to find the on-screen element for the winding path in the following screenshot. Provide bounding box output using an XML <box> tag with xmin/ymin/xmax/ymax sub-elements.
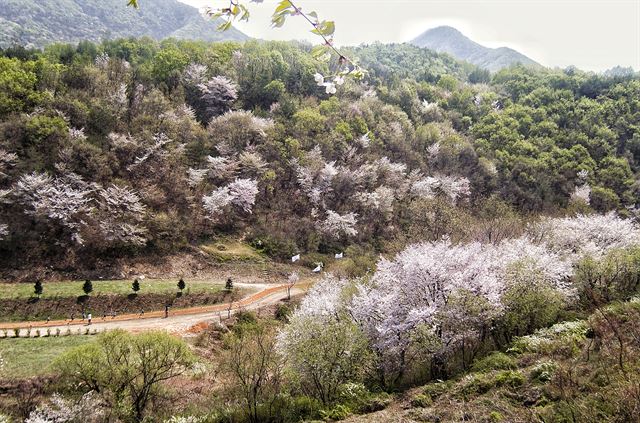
<box><xmin>0</xmin><ymin>282</ymin><xmax>310</xmax><ymax>337</ymax></box>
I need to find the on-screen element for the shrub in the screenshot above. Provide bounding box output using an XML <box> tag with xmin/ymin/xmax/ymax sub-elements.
<box><xmin>471</xmin><ymin>352</ymin><xmax>517</xmax><ymax>372</ymax></box>
<box><xmin>460</xmin><ymin>373</ymin><xmax>496</xmax><ymax>396</ymax></box>
<box><xmin>509</xmin><ymin>320</ymin><xmax>589</xmax><ymax>355</ymax></box>
<box><xmin>530</xmin><ymin>361</ymin><xmax>558</xmax><ymax>382</ymax></box>
<box><xmin>494</xmin><ymin>370</ymin><xmax>525</xmax><ymax>387</ymax></box>
<box><xmin>410</xmin><ymin>393</ymin><xmax>433</xmax><ymax>408</ymax></box>
<box><xmin>275</xmin><ymin>303</ymin><xmax>292</xmax><ymax>322</ymax></box>
<box><xmin>422</xmin><ymin>380</ymin><xmax>452</xmax><ymax>400</ymax></box>
<box><xmin>234</xmin><ymin>310</ymin><xmax>257</xmax><ymax>327</ymax></box>
<box><xmin>319</xmin><ymin>404</ymin><xmax>351</xmax><ymax>421</ymax></box>
<box><xmin>489</xmin><ymin>411</ymin><xmax>504</xmax><ymax>422</ymax></box>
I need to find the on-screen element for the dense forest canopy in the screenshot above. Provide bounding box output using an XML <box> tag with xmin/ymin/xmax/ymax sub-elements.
<box><xmin>0</xmin><ymin>37</ymin><xmax>639</xmax><ymax>272</ymax></box>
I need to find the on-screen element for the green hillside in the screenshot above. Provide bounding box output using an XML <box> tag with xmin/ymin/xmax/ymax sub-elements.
<box><xmin>0</xmin><ymin>0</ymin><xmax>248</xmax><ymax>48</ymax></box>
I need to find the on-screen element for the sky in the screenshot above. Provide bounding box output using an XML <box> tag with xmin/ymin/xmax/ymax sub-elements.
<box><xmin>179</xmin><ymin>0</ymin><xmax>640</xmax><ymax>72</ymax></box>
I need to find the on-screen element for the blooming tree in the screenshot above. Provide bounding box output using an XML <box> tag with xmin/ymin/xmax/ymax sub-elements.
<box><xmin>534</xmin><ymin>212</ymin><xmax>640</xmax><ymax>259</ymax></box>
<box><xmin>96</xmin><ymin>185</ymin><xmax>147</xmax><ymax>247</ymax></box>
<box><xmin>202</xmin><ymin>178</ymin><xmax>259</xmax><ymax>218</ymax></box>
<box><xmin>318</xmin><ymin>210</ymin><xmax>358</xmax><ymax>239</ymax></box>
<box><xmin>198</xmin><ymin>76</ymin><xmax>238</xmax><ymax>121</ymax></box>
<box><xmin>348</xmin><ymin>234</ymin><xmax>573</xmax><ymax>378</ymax></box>
<box><xmin>228</xmin><ymin>178</ymin><xmax>259</xmax><ymax>213</ymax></box>
<box><xmin>14</xmin><ymin>172</ymin><xmax>93</xmax><ymax>244</ymax></box>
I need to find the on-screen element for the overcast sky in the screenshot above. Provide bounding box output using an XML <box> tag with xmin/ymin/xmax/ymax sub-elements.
<box><xmin>179</xmin><ymin>0</ymin><xmax>639</xmax><ymax>72</ymax></box>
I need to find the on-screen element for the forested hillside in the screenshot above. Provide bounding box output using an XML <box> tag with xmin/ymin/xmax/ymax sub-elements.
<box><xmin>0</xmin><ymin>38</ymin><xmax>639</xmax><ymax>276</ymax></box>
<box><xmin>0</xmin><ymin>0</ymin><xmax>247</xmax><ymax>48</ymax></box>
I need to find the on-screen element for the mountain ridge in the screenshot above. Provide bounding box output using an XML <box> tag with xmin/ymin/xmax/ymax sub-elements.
<box><xmin>410</xmin><ymin>26</ymin><xmax>540</xmax><ymax>72</ymax></box>
<box><xmin>0</xmin><ymin>0</ymin><xmax>248</xmax><ymax>48</ymax></box>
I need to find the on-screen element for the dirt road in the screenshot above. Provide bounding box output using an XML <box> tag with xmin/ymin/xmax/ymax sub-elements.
<box><xmin>0</xmin><ymin>282</ymin><xmax>309</xmax><ymax>337</ymax></box>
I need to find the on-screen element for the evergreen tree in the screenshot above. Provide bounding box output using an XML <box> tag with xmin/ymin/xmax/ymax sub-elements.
<box><xmin>82</xmin><ymin>279</ymin><xmax>93</xmax><ymax>295</ymax></box>
<box><xmin>226</xmin><ymin>277</ymin><xmax>234</xmax><ymax>291</ymax></box>
<box><xmin>177</xmin><ymin>278</ymin><xmax>186</xmax><ymax>292</ymax></box>
<box><xmin>132</xmin><ymin>279</ymin><xmax>140</xmax><ymax>293</ymax></box>
<box><xmin>34</xmin><ymin>280</ymin><xmax>43</xmax><ymax>297</ymax></box>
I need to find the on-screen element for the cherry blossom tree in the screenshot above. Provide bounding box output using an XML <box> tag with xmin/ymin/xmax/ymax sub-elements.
<box><xmin>95</xmin><ymin>185</ymin><xmax>148</xmax><ymax>247</ymax></box>
<box><xmin>534</xmin><ymin>212</ymin><xmax>640</xmax><ymax>259</ymax></box>
<box><xmin>318</xmin><ymin>210</ymin><xmax>358</xmax><ymax>239</ymax></box>
<box><xmin>0</xmin><ymin>149</ymin><xmax>17</xmax><ymax>179</ymax></box>
<box><xmin>202</xmin><ymin>178</ymin><xmax>259</xmax><ymax>218</ymax></box>
<box><xmin>228</xmin><ymin>178</ymin><xmax>259</xmax><ymax>213</ymax></box>
<box><xmin>347</xmin><ymin>235</ymin><xmax>573</xmax><ymax>381</ymax></box>
<box><xmin>202</xmin><ymin>186</ymin><xmax>233</xmax><ymax>218</ymax></box>
<box><xmin>198</xmin><ymin>76</ymin><xmax>238</xmax><ymax>121</ymax></box>
<box><xmin>411</xmin><ymin>174</ymin><xmax>471</xmax><ymax>203</ymax></box>
<box><xmin>14</xmin><ymin>172</ymin><xmax>93</xmax><ymax>244</ymax></box>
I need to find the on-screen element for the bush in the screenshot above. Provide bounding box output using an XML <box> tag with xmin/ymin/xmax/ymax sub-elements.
<box><xmin>530</xmin><ymin>361</ymin><xmax>558</xmax><ymax>382</ymax></box>
<box><xmin>494</xmin><ymin>370</ymin><xmax>525</xmax><ymax>387</ymax></box>
<box><xmin>471</xmin><ymin>352</ymin><xmax>517</xmax><ymax>372</ymax></box>
<box><xmin>460</xmin><ymin>373</ymin><xmax>496</xmax><ymax>396</ymax></box>
<box><xmin>410</xmin><ymin>393</ymin><xmax>433</xmax><ymax>408</ymax></box>
<box><xmin>275</xmin><ymin>303</ymin><xmax>292</xmax><ymax>322</ymax></box>
<box><xmin>319</xmin><ymin>404</ymin><xmax>351</xmax><ymax>421</ymax></box>
<box><xmin>489</xmin><ymin>411</ymin><xmax>504</xmax><ymax>422</ymax></box>
<box><xmin>234</xmin><ymin>310</ymin><xmax>257</xmax><ymax>327</ymax></box>
<box><xmin>508</xmin><ymin>320</ymin><xmax>589</xmax><ymax>355</ymax></box>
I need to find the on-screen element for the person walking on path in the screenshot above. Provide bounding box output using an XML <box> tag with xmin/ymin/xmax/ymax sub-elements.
<box><xmin>87</xmin><ymin>313</ymin><xmax>92</xmax><ymax>325</ymax></box>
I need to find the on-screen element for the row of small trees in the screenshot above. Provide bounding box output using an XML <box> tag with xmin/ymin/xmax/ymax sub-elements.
<box><xmin>32</xmin><ymin>278</ymin><xmax>191</xmax><ymax>297</ymax></box>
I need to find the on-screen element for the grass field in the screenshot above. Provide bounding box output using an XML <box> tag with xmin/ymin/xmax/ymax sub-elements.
<box><xmin>0</xmin><ymin>279</ymin><xmax>227</xmax><ymax>300</ymax></box>
<box><xmin>199</xmin><ymin>241</ymin><xmax>265</xmax><ymax>262</ymax></box>
<box><xmin>0</xmin><ymin>336</ymin><xmax>94</xmax><ymax>378</ymax></box>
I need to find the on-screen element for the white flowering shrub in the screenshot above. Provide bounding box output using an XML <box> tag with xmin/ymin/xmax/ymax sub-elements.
<box><xmin>25</xmin><ymin>392</ymin><xmax>104</xmax><ymax>423</ymax></box>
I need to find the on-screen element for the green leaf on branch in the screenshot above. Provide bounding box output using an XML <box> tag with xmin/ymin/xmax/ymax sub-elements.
<box><xmin>311</xmin><ymin>21</ymin><xmax>335</xmax><ymax>37</ymax></box>
<box><xmin>275</xmin><ymin>0</ymin><xmax>293</xmax><ymax>13</ymax></box>
<box><xmin>311</xmin><ymin>45</ymin><xmax>330</xmax><ymax>61</ymax></box>
<box><xmin>217</xmin><ymin>20</ymin><xmax>233</xmax><ymax>31</ymax></box>
<box><xmin>127</xmin><ymin>0</ymin><xmax>138</xmax><ymax>8</ymax></box>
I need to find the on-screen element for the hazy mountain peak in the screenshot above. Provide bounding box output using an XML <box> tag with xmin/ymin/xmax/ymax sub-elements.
<box><xmin>411</xmin><ymin>25</ymin><xmax>540</xmax><ymax>72</ymax></box>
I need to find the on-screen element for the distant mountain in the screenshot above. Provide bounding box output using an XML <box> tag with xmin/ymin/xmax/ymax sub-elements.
<box><xmin>0</xmin><ymin>0</ymin><xmax>248</xmax><ymax>49</ymax></box>
<box><xmin>411</xmin><ymin>26</ymin><xmax>540</xmax><ymax>72</ymax></box>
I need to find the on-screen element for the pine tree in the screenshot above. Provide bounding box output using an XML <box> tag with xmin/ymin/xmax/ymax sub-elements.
<box><xmin>225</xmin><ymin>277</ymin><xmax>234</xmax><ymax>291</ymax></box>
<box><xmin>177</xmin><ymin>278</ymin><xmax>186</xmax><ymax>292</ymax></box>
<box><xmin>132</xmin><ymin>279</ymin><xmax>140</xmax><ymax>293</ymax></box>
<box><xmin>34</xmin><ymin>280</ymin><xmax>43</xmax><ymax>297</ymax></box>
<box><xmin>82</xmin><ymin>279</ymin><xmax>93</xmax><ymax>295</ymax></box>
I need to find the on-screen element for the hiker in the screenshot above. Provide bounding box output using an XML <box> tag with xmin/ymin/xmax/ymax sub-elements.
<box><xmin>87</xmin><ymin>313</ymin><xmax>92</xmax><ymax>325</ymax></box>
<box><xmin>46</xmin><ymin>316</ymin><xmax>50</xmax><ymax>323</ymax></box>
<box><xmin>164</xmin><ymin>304</ymin><xmax>169</xmax><ymax>318</ymax></box>
<box><xmin>81</xmin><ymin>312</ymin><xmax>86</xmax><ymax>321</ymax></box>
